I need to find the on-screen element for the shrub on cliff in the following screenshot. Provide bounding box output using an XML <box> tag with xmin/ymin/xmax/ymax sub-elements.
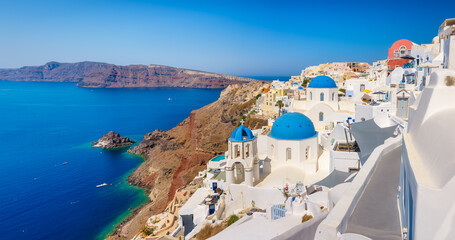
<box><xmin>227</xmin><ymin>214</ymin><xmax>239</xmax><ymax>226</ymax></box>
<box><xmin>141</xmin><ymin>225</ymin><xmax>155</xmax><ymax>236</ymax></box>
<box><xmin>302</xmin><ymin>214</ymin><xmax>313</xmax><ymax>223</ymax></box>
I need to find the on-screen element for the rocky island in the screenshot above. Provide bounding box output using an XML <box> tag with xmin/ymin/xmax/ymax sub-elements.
<box><xmin>92</xmin><ymin>131</ymin><xmax>136</xmax><ymax>149</ymax></box>
<box><xmin>0</xmin><ymin>61</ymin><xmax>259</xmax><ymax>88</ymax></box>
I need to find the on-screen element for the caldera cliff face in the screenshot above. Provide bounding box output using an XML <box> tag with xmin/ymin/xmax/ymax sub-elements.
<box><xmin>108</xmin><ymin>81</ymin><xmax>268</xmax><ymax>239</ymax></box>
<box><xmin>0</xmin><ymin>61</ymin><xmax>259</xmax><ymax>89</ymax></box>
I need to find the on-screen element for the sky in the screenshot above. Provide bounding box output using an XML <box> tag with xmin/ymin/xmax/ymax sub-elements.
<box><xmin>0</xmin><ymin>0</ymin><xmax>454</xmax><ymax>76</ymax></box>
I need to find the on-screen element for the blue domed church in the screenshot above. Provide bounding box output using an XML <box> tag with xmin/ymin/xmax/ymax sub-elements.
<box><xmin>226</xmin><ymin>124</ymin><xmax>259</xmax><ymax>186</ymax></box>
<box><xmin>225</xmin><ymin>112</ymin><xmax>322</xmax><ymax>187</ymax></box>
<box><xmin>291</xmin><ymin>75</ymin><xmax>353</xmax><ymax>131</ymax></box>
<box><xmin>267</xmin><ymin>112</ymin><xmax>319</xmax><ymax>174</ymax></box>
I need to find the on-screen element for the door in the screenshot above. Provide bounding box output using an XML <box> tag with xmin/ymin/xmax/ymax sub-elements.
<box><xmin>397</xmin><ymin>97</ymin><xmax>409</xmax><ymax>119</ymax></box>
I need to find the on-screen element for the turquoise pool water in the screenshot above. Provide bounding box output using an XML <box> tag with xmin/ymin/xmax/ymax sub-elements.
<box><xmin>211</xmin><ymin>155</ymin><xmax>226</xmax><ymax>162</ymax></box>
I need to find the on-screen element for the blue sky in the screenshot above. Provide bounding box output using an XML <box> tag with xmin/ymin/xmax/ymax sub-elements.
<box><xmin>0</xmin><ymin>0</ymin><xmax>454</xmax><ymax>76</ymax></box>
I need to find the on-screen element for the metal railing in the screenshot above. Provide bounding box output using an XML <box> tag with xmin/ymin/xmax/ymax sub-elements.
<box><xmin>271</xmin><ymin>204</ymin><xmax>287</xmax><ymax>220</ymax></box>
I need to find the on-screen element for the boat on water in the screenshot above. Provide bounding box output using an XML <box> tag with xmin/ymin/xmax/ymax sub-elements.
<box><xmin>62</xmin><ymin>162</ymin><xmax>68</xmax><ymax>165</ymax></box>
<box><xmin>96</xmin><ymin>183</ymin><xmax>108</xmax><ymax>188</ymax></box>
<box><xmin>168</xmin><ymin>97</ymin><xmax>172</xmax><ymax>101</ymax></box>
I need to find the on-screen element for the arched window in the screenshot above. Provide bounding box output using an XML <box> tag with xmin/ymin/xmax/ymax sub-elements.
<box><xmin>286</xmin><ymin>148</ymin><xmax>292</xmax><ymax>161</ymax></box>
<box><xmin>400</xmin><ymin>46</ymin><xmax>406</xmax><ymax>56</ymax></box>
<box><xmin>235</xmin><ymin>145</ymin><xmax>240</xmax><ymax>158</ymax></box>
<box><xmin>310</xmin><ymin>92</ymin><xmax>312</xmax><ymax>100</ymax></box>
<box><xmin>305</xmin><ymin>146</ymin><xmax>310</xmax><ymax>160</ymax></box>
<box><xmin>320</xmin><ymin>93</ymin><xmax>324</xmax><ymax>101</ymax></box>
<box><xmin>245</xmin><ymin>144</ymin><xmax>250</xmax><ymax>158</ymax></box>
<box><xmin>319</xmin><ymin>112</ymin><xmax>324</xmax><ymax>121</ymax></box>
<box><xmin>332</xmin><ymin>93</ymin><xmax>335</xmax><ymax>101</ymax></box>
<box><xmin>360</xmin><ymin>84</ymin><xmax>365</xmax><ymax>92</ymax></box>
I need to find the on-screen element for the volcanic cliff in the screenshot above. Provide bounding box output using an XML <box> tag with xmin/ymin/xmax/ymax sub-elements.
<box><xmin>0</xmin><ymin>61</ymin><xmax>257</xmax><ymax>88</ymax></box>
<box><xmin>107</xmin><ymin>81</ymin><xmax>268</xmax><ymax>239</ymax></box>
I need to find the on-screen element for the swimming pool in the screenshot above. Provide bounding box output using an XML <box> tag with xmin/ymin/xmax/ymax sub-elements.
<box><xmin>210</xmin><ymin>155</ymin><xmax>226</xmax><ymax>162</ymax></box>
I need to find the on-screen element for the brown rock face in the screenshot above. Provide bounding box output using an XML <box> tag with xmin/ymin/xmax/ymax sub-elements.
<box><xmin>110</xmin><ymin>81</ymin><xmax>267</xmax><ymax>239</ymax></box>
<box><xmin>0</xmin><ymin>62</ymin><xmax>259</xmax><ymax>88</ymax></box>
<box><xmin>92</xmin><ymin>131</ymin><xmax>136</xmax><ymax>149</ymax></box>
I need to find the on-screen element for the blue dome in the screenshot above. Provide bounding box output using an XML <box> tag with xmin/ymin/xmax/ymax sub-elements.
<box><xmin>308</xmin><ymin>75</ymin><xmax>337</xmax><ymax>88</ymax></box>
<box><xmin>269</xmin><ymin>112</ymin><xmax>317</xmax><ymax>140</ymax></box>
<box><xmin>229</xmin><ymin>124</ymin><xmax>255</xmax><ymax>142</ymax></box>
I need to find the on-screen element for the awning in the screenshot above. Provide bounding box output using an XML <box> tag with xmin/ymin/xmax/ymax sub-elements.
<box><xmin>351</xmin><ymin>119</ymin><xmax>397</xmax><ymax>160</ymax></box>
<box><xmin>400</xmin><ymin>55</ymin><xmax>415</xmax><ymax>60</ymax></box>
<box><xmin>361</xmin><ymin>89</ymin><xmax>372</xmax><ymax>93</ymax></box>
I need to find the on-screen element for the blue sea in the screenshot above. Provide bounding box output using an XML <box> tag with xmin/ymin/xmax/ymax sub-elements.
<box><xmin>0</xmin><ymin>81</ymin><xmax>222</xmax><ymax>240</ymax></box>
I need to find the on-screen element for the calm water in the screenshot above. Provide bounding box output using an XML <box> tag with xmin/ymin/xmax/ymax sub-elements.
<box><xmin>0</xmin><ymin>81</ymin><xmax>222</xmax><ymax>240</ymax></box>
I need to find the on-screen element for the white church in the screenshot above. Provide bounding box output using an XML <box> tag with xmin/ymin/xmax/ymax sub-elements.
<box><xmin>291</xmin><ymin>75</ymin><xmax>353</xmax><ymax>130</ymax></box>
<box><xmin>224</xmin><ymin>111</ymin><xmax>329</xmax><ymax>188</ymax></box>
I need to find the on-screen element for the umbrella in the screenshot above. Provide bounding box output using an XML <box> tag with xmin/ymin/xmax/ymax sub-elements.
<box><xmin>361</xmin><ymin>89</ymin><xmax>372</xmax><ymax>93</ymax></box>
<box><xmin>372</xmin><ymin>91</ymin><xmax>386</xmax><ymax>94</ymax></box>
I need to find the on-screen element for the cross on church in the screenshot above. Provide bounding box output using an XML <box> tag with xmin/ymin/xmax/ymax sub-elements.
<box><xmin>240</xmin><ymin>119</ymin><xmax>245</xmax><ymax>125</ymax></box>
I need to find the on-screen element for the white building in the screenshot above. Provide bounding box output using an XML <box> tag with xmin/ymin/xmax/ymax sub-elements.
<box><xmin>225</xmin><ymin>124</ymin><xmax>259</xmax><ymax>187</ymax></box>
<box><xmin>399</xmin><ymin>18</ymin><xmax>455</xmax><ymax>240</ymax></box>
<box><xmin>266</xmin><ymin>112</ymin><xmax>319</xmax><ymax>175</ymax></box>
<box><xmin>292</xmin><ymin>75</ymin><xmax>353</xmax><ymax>130</ymax></box>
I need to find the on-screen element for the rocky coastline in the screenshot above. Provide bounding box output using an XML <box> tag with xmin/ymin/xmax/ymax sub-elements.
<box><xmin>92</xmin><ymin>131</ymin><xmax>136</xmax><ymax>149</ymax></box>
<box><xmin>106</xmin><ymin>81</ymin><xmax>268</xmax><ymax>240</ymax></box>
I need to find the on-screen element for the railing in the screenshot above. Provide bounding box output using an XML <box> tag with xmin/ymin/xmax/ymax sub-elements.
<box><xmin>271</xmin><ymin>204</ymin><xmax>287</xmax><ymax>220</ymax></box>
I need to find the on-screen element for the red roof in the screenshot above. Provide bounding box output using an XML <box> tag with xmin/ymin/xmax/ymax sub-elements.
<box><xmin>388</xmin><ymin>39</ymin><xmax>414</xmax><ymax>59</ymax></box>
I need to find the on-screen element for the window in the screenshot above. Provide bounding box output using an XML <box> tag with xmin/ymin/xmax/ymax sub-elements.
<box><xmin>245</xmin><ymin>144</ymin><xmax>250</xmax><ymax>158</ymax></box>
<box><xmin>320</xmin><ymin>93</ymin><xmax>324</xmax><ymax>101</ymax></box>
<box><xmin>305</xmin><ymin>146</ymin><xmax>310</xmax><ymax>160</ymax></box>
<box><xmin>235</xmin><ymin>145</ymin><xmax>240</xmax><ymax>158</ymax></box>
<box><xmin>407</xmin><ymin>50</ymin><xmax>411</xmax><ymax>55</ymax></box>
<box><xmin>400</xmin><ymin>46</ymin><xmax>406</xmax><ymax>56</ymax></box>
<box><xmin>286</xmin><ymin>148</ymin><xmax>291</xmax><ymax>161</ymax></box>
<box><xmin>310</xmin><ymin>92</ymin><xmax>312</xmax><ymax>100</ymax></box>
<box><xmin>319</xmin><ymin>112</ymin><xmax>324</xmax><ymax>121</ymax></box>
<box><xmin>360</xmin><ymin>84</ymin><xmax>365</xmax><ymax>92</ymax></box>
<box><xmin>394</xmin><ymin>50</ymin><xmax>399</xmax><ymax>57</ymax></box>
<box><xmin>332</xmin><ymin>93</ymin><xmax>335</xmax><ymax>101</ymax></box>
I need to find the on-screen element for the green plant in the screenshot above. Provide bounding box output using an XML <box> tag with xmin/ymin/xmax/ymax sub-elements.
<box><xmin>301</xmin><ymin>214</ymin><xmax>313</xmax><ymax>223</ymax></box>
<box><xmin>251</xmin><ymin>200</ymin><xmax>256</xmax><ymax>208</ymax></box>
<box><xmin>227</xmin><ymin>214</ymin><xmax>239</xmax><ymax>226</ymax></box>
<box><xmin>302</xmin><ymin>78</ymin><xmax>310</xmax><ymax>87</ymax></box>
<box><xmin>141</xmin><ymin>225</ymin><xmax>155</xmax><ymax>236</ymax></box>
<box><xmin>256</xmin><ymin>94</ymin><xmax>262</xmax><ymax>99</ymax></box>
<box><xmin>276</xmin><ymin>100</ymin><xmax>284</xmax><ymax>117</ymax></box>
